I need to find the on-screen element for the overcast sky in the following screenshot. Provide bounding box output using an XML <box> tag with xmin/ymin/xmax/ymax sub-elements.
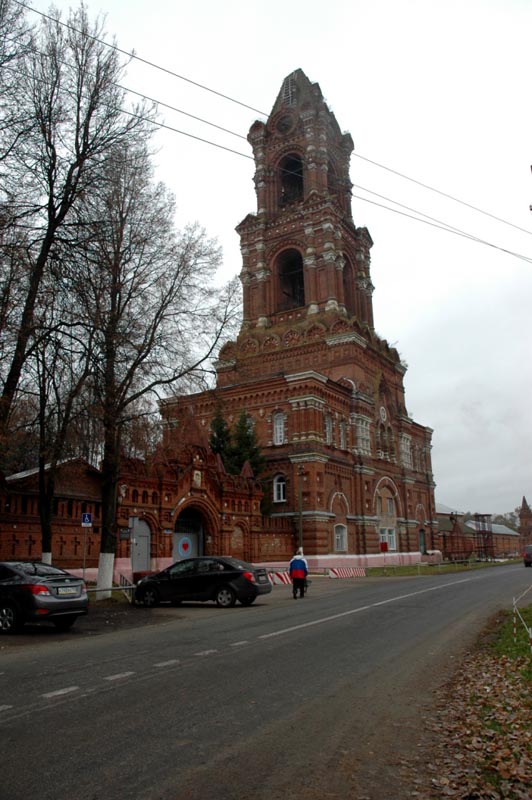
<box><xmin>29</xmin><ymin>0</ymin><xmax>532</xmax><ymax>515</ymax></box>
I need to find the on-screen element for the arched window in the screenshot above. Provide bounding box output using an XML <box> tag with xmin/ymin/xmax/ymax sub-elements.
<box><xmin>277</xmin><ymin>248</ymin><xmax>305</xmax><ymax>311</ymax></box>
<box><xmin>152</xmin><ymin>491</ymin><xmax>159</xmax><ymax>505</ymax></box>
<box><xmin>273</xmin><ymin>475</ymin><xmax>286</xmax><ymax>503</ymax></box>
<box><xmin>142</xmin><ymin>490</ymin><xmax>148</xmax><ymax>504</ymax></box>
<box><xmin>132</xmin><ymin>489</ymin><xmax>139</xmax><ymax>503</ymax></box>
<box><xmin>273</xmin><ymin>412</ymin><xmax>285</xmax><ymax>445</ymax></box>
<box><xmin>279</xmin><ymin>153</ymin><xmax>304</xmax><ymax>206</ymax></box>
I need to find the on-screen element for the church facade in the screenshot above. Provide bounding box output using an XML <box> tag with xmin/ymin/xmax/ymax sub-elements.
<box><xmin>162</xmin><ymin>69</ymin><xmax>437</xmax><ymax>564</ymax></box>
<box><xmin>0</xmin><ymin>70</ymin><xmax>437</xmax><ymax>574</ymax></box>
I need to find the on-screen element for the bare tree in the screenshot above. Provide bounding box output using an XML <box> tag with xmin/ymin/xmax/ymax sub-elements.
<box><xmin>0</xmin><ymin>3</ymin><xmax>153</xmax><ymax>444</ymax></box>
<box><xmin>67</xmin><ymin>140</ymin><xmax>240</xmax><ymax>595</ymax></box>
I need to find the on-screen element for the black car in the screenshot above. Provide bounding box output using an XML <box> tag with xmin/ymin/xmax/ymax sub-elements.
<box><xmin>0</xmin><ymin>561</ymin><xmax>89</xmax><ymax>633</ymax></box>
<box><xmin>135</xmin><ymin>556</ymin><xmax>272</xmax><ymax>608</ymax></box>
<box><xmin>523</xmin><ymin>545</ymin><xmax>532</xmax><ymax>567</ymax></box>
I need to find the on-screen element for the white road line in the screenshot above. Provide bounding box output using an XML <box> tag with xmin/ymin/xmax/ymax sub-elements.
<box><xmin>0</xmin><ymin>705</ymin><xmax>13</xmax><ymax>712</ymax></box>
<box><xmin>103</xmin><ymin>671</ymin><xmax>135</xmax><ymax>681</ymax></box>
<box><xmin>259</xmin><ymin>577</ymin><xmax>472</xmax><ymax>639</ymax></box>
<box><xmin>154</xmin><ymin>659</ymin><xmax>180</xmax><ymax>668</ymax></box>
<box><xmin>230</xmin><ymin>641</ymin><xmax>249</xmax><ymax>647</ymax></box>
<box><xmin>194</xmin><ymin>649</ymin><xmax>218</xmax><ymax>657</ymax></box>
<box><xmin>42</xmin><ymin>686</ymin><xmax>79</xmax><ymax>699</ymax></box>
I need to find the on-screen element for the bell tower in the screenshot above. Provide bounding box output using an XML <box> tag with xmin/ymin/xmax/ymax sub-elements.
<box><xmin>218</xmin><ymin>69</ymin><xmax>377</xmax><ymax>386</ymax></box>
<box><xmin>164</xmin><ymin>69</ymin><xmax>436</xmax><ymax>563</ymax></box>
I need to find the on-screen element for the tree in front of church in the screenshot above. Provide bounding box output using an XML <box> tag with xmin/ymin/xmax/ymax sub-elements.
<box><xmin>209</xmin><ymin>407</ymin><xmax>265</xmax><ymax>479</ymax></box>
<box><xmin>208</xmin><ymin>402</ymin><xmax>232</xmax><ymax>464</ymax></box>
<box><xmin>226</xmin><ymin>411</ymin><xmax>265</xmax><ymax>478</ymax></box>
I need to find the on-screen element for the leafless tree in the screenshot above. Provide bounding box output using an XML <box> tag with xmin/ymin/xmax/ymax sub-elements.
<box><xmin>0</xmin><ymin>3</ymin><xmax>153</xmax><ymax>444</ymax></box>
<box><xmin>66</xmin><ymin>140</ymin><xmax>240</xmax><ymax>593</ymax></box>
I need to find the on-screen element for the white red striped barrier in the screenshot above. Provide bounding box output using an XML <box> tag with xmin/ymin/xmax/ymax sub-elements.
<box><xmin>269</xmin><ymin>571</ymin><xmax>292</xmax><ymax>585</ymax></box>
<box><xmin>328</xmin><ymin>567</ymin><xmax>366</xmax><ymax>578</ymax></box>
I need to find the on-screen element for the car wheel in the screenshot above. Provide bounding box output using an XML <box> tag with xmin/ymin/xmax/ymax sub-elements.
<box><xmin>239</xmin><ymin>597</ymin><xmax>255</xmax><ymax>606</ymax></box>
<box><xmin>0</xmin><ymin>602</ymin><xmax>20</xmax><ymax>634</ymax></box>
<box><xmin>215</xmin><ymin>586</ymin><xmax>236</xmax><ymax>608</ymax></box>
<box><xmin>141</xmin><ymin>587</ymin><xmax>160</xmax><ymax>608</ymax></box>
<box><xmin>53</xmin><ymin>618</ymin><xmax>75</xmax><ymax>632</ymax></box>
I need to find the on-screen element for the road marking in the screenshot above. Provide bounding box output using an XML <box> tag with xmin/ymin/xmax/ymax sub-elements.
<box><xmin>154</xmin><ymin>659</ymin><xmax>180</xmax><ymax>668</ymax></box>
<box><xmin>259</xmin><ymin>578</ymin><xmax>472</xmax><ymax>639</ymax></box>
<box><xmin>103</xmin><ymin>671</ymin><xmax>135</xmax><ymax>681</ymax></box>
<box><xmin>230</xmin><ymin>641</ymin><xmax>249</xmax><ymax>647</ymax></box>
<box><xmin>42</xmin><ymin>686</ymin><xmax>79</xmax><ymax>699</ymax></box>
<box><xmin>194</xmin><ymin>649</ymin><xmax>218</xmax><ymax>657</ymax></box>
<box><xmin>0</xmin><ymin>705</ymin><xmax>13</xmax><ymax>712</ymax></box>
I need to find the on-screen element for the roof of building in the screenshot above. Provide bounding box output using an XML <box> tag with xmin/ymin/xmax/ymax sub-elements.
<box><xmin>465</xmin><ymin>520</ymin><xmax>519</xmax><ymax>537</ymax></box>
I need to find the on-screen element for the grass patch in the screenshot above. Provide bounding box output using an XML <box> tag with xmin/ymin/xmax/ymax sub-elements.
<box><xmin>366</xmin><ymin>559</ymin><xmax>516</xmax><ymax>578</ymax></box>
<box><xmin>487</xmin><ymin>605</ymin><xmax>532</xmax><ymax>676</ymax></box>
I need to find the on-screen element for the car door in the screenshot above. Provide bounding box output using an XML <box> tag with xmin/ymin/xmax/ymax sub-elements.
<box><xmin>161</xmin><ymin>559</ymin><xmax>199</xmax><ymax>602</ymax></box>
<box><xmin>193</xmin><ymin>559</ymin><xmax>225</xmax><ymax>600</ymax></box>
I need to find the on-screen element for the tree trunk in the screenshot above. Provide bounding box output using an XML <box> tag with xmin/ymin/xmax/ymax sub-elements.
<box><xmin>96</xmin><ymin>422</ymin><xmax>120</xmax><ymax>598</ymax></box>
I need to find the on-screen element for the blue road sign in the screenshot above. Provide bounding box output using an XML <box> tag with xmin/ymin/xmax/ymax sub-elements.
<box><xmin>81</xmin><ymin>512</ymin><xmax>92</xmax><ymax>527</ymax></box>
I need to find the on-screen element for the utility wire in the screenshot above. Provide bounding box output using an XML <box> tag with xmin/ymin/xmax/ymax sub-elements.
<box><xmin>353</xmin><ymin>153</ymin><xmax>532</xmax><ymax>237</ymax></box>
<box><xmin>14</xmin><ymin>0</ymin><xmax>266</xmax><ymax>115</ymax></box>
<box><xmin>352</xmin><ymin>193</ymin><xmax>532</xmax><ymax>265</ymax></box>
<box><xmin>13</xmin><ymin>0</ymin><xmax>532</xmax><ymax>263</ymax></box>
<box><xmin>19</xmin><ymin>0</ymin><xmax>531</xmax><ymax>240</ymax></box>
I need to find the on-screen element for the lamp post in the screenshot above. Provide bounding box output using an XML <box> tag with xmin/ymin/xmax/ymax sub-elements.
<box><xmin>297</xmin><ymin>464</ymin><xmax>304</xmax><ymax>549</ymax></box>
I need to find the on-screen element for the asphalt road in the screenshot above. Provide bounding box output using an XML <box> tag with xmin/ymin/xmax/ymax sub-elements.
<box><xmin>1</xmin><ymin>564</ymin><xmax>531</xmax><ymax>800</ymax></box>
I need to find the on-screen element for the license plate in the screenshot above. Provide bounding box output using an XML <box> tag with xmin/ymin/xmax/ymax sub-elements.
<box><xmin>57</xmin><ymin>586</ymin><xmax>78</xmax><ymax>596</ymax></box>
<box><xmin>258</xmin><ymin>576</ymin><xmax>268</xmax><ymax>583</ymax></box>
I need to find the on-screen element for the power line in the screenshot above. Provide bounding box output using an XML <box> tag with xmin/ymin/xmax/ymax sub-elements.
<box><xmin>19</xmin><ymin>0</ymin><xmax>531</xmax><ymax>241</ymax></box>
<box><xmin>13</xmin><ymin>0</ymin><xmax>266</xmax><ymax>116</ymax></box>
<box><xmin>13</xmin><ymin>0</ymin><xmax>532</xmax><ymax>264</ymax></box>
<box><xmin>353</xmin><ymin>152</ymin><xmax>532</xmax><ymax>237</ymax></box>
<box><xmin>352</xmin><ymin>192</ymin><xmax>532</xmax><ymax>265</ymax></box>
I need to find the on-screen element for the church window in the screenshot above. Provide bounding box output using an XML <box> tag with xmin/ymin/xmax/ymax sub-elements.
<box><xmin>339</xmin><ymin>421</ymin><xmax>347</xmax><ymax>450</ymax></box>
<box><xmin>354</xmin><ymin>415</ymin><xmax>371</xmax><ymax>456</ymax></box>
<box><xmin>273</xmin><ymin>412</ymin><xmax>286</xmax><ymax>445</ymax></box>
<box><xmin>279</xmin><ymin>154</ymin><xmax>304</xmax><ymax>206</ymax></box>
<box><xmin>325</xmin><ymin>414</ymin><xmax>333</xmax><ymax>445</ymax></box>
<box><xmin>379</xmin><ymin>528</ymin><xmax>396</xmax><ymax>551</ymax></box>
<box><xmin>277</xmin><ymin>249</ymin><xmax>305</xmax><ymax>311</ymax></box>
<box><xmin>273</xmin><ymin>475</ymin><xmax>286</xmax><ymax>503</ymax></box>
<box><xmin>334</xmin><ymin>524</ymin><xmax>347</xmax><ymax>552</ymax></box>
<box><xmin>399</xmin><ymin>434</ymin><xmax>413</xmax><ymax>469</ymax></box>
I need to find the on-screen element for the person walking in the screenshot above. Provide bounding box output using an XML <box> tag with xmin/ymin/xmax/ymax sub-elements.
<box><xmin>289</xmin><ymin>547</ymin><xmax>308</xmax><ymax>599</ymax></box>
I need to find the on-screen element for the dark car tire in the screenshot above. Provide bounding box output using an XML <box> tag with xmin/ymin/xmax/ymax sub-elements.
<box><xmin>0</xmin><ymin>602</ymin><xmax>21</xmax><ymax>634</ymax></box>
<box><xmin>239</xmin><ymin>597</ymin><xmax>256</xmax><ymax>606</ymax></box>
<box><xmin>53</xmin><ymin>618</ymin><xmax>76</xmax><ymax>632</ymax></box>
<box><xmin>140</xmin><ymin>587</ymin><xmax>160</xmax><ymax>608</ymax></box>
<box><xmin>214</xmin><ymin>586</ymin><xmax>236</xmax><ymax>608</ymax></box>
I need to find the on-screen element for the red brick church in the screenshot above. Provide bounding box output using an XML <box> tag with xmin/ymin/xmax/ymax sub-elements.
<box><xmin>161</xmin><ymin>69</ymin><xmax>437</xmax><ymax>566</ymax></box>
<box><xmin>0</xmin><ymin>70</ymin><xmax>437</xmax><ymax>576</ymax></box>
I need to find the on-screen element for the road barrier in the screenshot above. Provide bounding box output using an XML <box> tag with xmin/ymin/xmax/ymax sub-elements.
<box><xmin>328</xmin><ymin>567</ymin><xmax>367</xmax><ymax>578</ymax></box>
<box><xmin>269</xmin><ymin>571</ymin><xmax>292</xmax><ymax>585</ymax></box>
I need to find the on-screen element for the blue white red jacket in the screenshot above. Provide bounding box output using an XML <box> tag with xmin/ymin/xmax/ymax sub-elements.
<box><xmin>289</xmin><ymin>555</ymin><xmax>308</xmax><ymax>580</ymax></box>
